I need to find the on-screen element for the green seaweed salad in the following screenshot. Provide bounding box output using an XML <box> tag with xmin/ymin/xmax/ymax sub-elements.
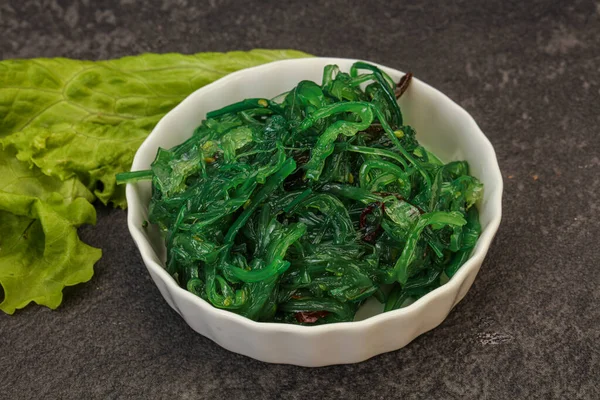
<box><xmin>117</xmin><ymin>62</ymin><xmax>483</xmax><ymax>325</ymax></box>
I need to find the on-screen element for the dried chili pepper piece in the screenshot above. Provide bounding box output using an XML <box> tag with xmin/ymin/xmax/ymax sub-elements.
<box><xmin>395</xmin><ymin>72</ymin><xmax>413</xmax><ymax>99</ymax></box>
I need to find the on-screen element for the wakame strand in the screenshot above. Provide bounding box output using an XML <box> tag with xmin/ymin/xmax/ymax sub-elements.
<box><xmin>369</xmin><ymin>104</ymin><xmax>432</xmax><ymax>188</ymax></box>
<box><xmin>116</xmin><ymin>169</ymin><xmax>153</xmax><ymax>184</ymax></box>
<box><xmin>207</xmin><ymin>98</ymin><xmax>280</xmax><ymax>119</ymax></box>
<box><xmin>351</xmin><ymin>61</ymin><xmax>403</xmax><ymax>127</ymax></box>
<box><xmin>219</xmin><ymin>158</ymin><xmax>297</xmax><ymax>265</ymax></box>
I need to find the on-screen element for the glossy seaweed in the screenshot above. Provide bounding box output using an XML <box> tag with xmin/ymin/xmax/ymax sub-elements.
<box><xmin>117</xmin><ymin>62</ymin><xmax>483</xmax><ymax>325</ymax></box>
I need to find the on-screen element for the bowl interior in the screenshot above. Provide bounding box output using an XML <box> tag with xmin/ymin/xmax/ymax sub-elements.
<box><xmin>128</xmin><ymin>58</ymin><xmax>502</xmax><ymax>321</ymax></box>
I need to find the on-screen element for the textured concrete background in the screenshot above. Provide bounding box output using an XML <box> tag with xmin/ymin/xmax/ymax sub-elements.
<box><xmin>1</xmin><ymin>0</ymin><xmax>599</xmax><ymax>398</ymax></box>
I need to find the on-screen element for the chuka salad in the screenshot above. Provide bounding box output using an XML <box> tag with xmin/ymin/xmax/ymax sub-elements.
<box><xmin>117</xmin><ymin>62</ymin><xmax>483</xmax><ymax>325</ymax></box>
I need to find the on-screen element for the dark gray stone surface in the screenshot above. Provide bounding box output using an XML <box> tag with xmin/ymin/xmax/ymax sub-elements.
<box><xmin>1</xmin><ymin>0</ymin><xmax>599</xmax><ymax>398</ymax></box>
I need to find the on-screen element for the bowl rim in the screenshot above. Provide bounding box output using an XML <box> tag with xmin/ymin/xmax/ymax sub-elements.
<box><xmin>126</xmin><ymin>57</ymin><xmax>503</xmax><ymax>335</ymax></box>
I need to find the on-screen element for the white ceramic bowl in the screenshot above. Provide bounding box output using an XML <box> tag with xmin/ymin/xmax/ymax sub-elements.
<box><xmin>125</xmin><ymin>57</ymin><xmax>503</xmax><ymax>367</ymax></box>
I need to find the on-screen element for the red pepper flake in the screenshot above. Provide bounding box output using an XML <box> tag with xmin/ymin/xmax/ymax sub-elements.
<box><xmin>364</xmin><ymin>124</ymin><xmax>385</xmax><ymax>135</ymax></box>
<box><xmin>295</xmin><ymin>311</ymin><xmax>330</xmax><ymax>323</ymax></box>
<box><xmin>360</xmin><ymin>201</ymin><xmax>384</xmax><ymax>243</ymax></box>
<box><xmin>395</xmin><ymin>72</ymin><xmax>414</xmax><ymax>99</ymax></box>
<box><xmin>363</xmin><ymin>229</ymin><xmax>382</xmax><ymax>243</ymax></box>
<box><xmin>359</xmin><ymin>201</ymin><xmax>382</xmax><ymax>229</ymax></box>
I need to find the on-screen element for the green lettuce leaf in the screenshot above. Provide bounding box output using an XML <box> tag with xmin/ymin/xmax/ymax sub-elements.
<box><xmin>0</xmin><ymin>148</ymin><xmax>101</xmax><ymax>314</ymax></box>
<box><xmin>0</xmin><ymin>49</ymin><xmax>310</xmax><ymax>208</ymax></box>
<box><xmin>0</xmin><ymin>49</ymin><xmax>309</xmax><ymax>313</ymax></box>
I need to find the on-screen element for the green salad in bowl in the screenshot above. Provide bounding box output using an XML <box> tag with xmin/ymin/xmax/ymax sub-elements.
<box><xmin>118</xmin><ymin>61</ymin><xmax>483</xmax><ymax>325</ymax></box>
